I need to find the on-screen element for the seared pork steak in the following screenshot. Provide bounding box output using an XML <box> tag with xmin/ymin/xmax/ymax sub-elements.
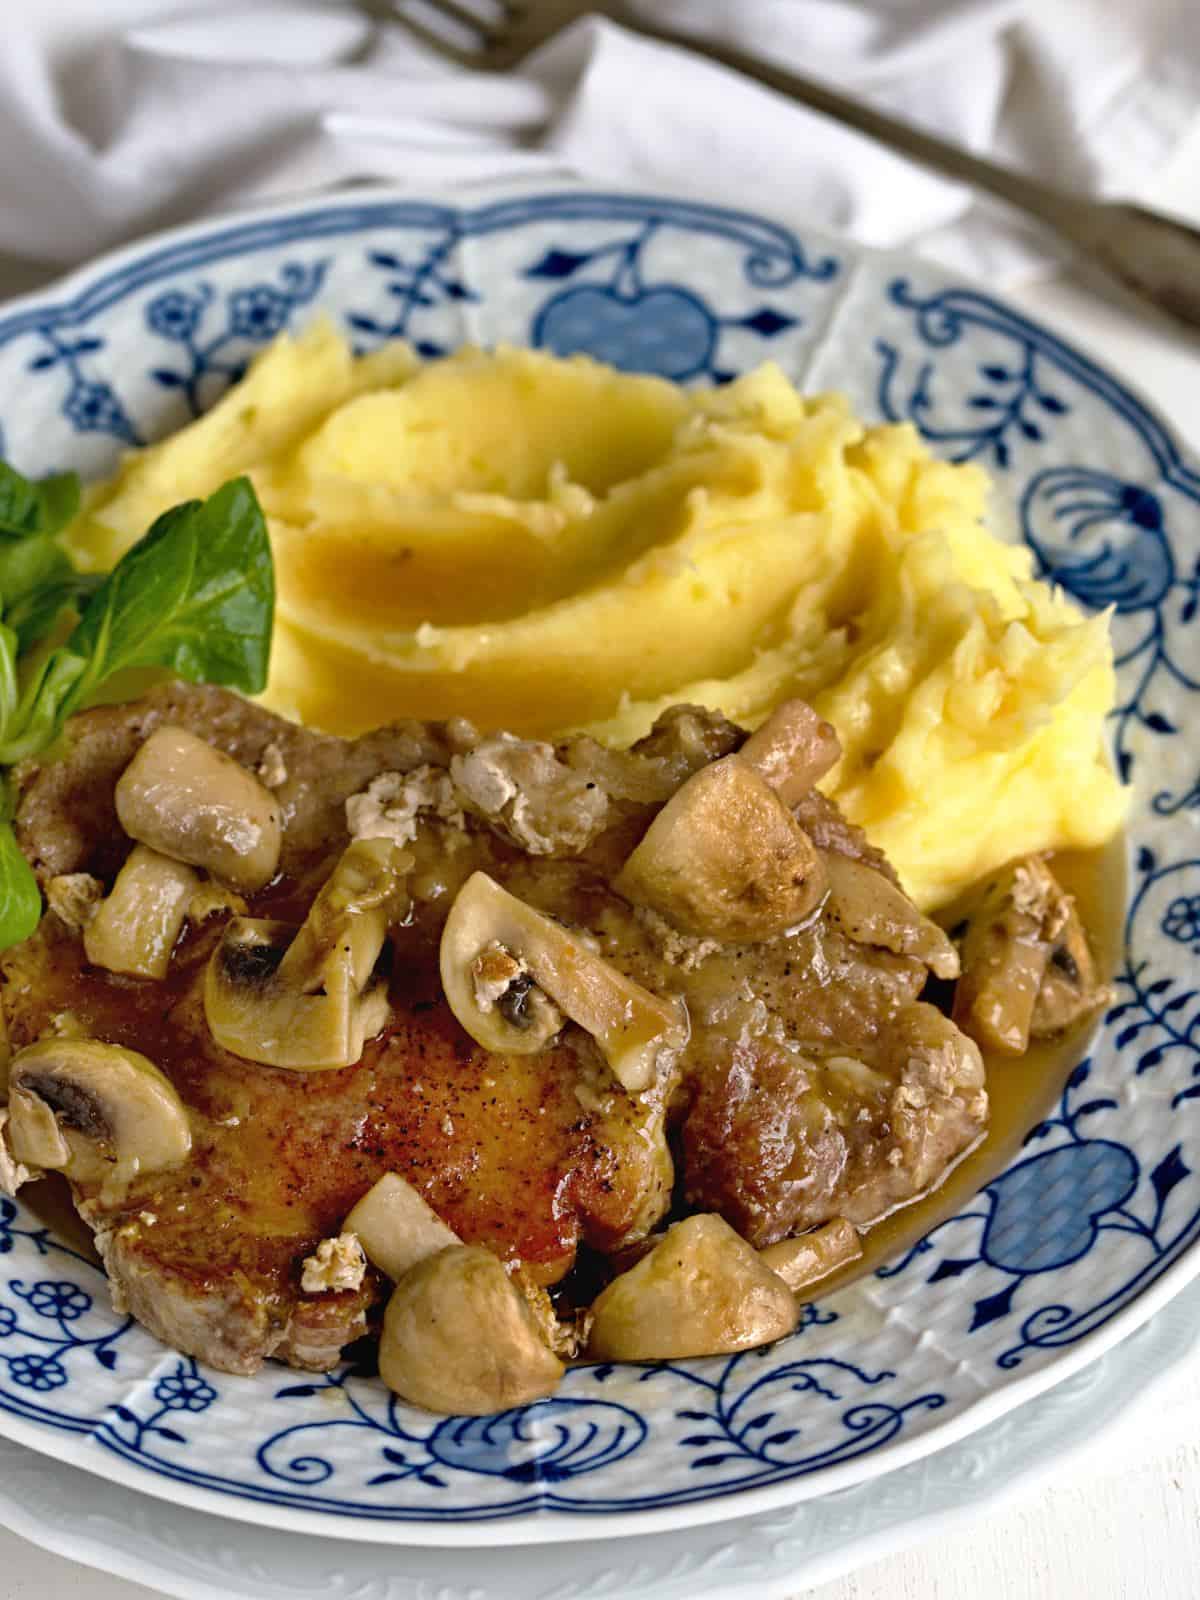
<box><xmin>2</xmin><ymin>684</ymin><xmax>987</xmax><ymax>1375</ymax></box>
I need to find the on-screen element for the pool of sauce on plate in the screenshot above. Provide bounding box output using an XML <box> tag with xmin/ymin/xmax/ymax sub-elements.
<box><xmin>21</xmin><ymin>1173</ymin><xmax>100</xmax><ymax>1262</ymax></box>
<box><xmin>819</xmin><ymin>833</ymin><xmax>1127</xmax><ymax>1294</ymax></box>
<box><xmin>19</xmin><ymin>838</ymin><xmax>1127</xmax><ymax>1294</ymax></box>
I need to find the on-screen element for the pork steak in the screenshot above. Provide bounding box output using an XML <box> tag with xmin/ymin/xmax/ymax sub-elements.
<box><xmin>2</xmin><ymin>683</ymin><xmax>987</xmax><ymax>1374</ymax></box>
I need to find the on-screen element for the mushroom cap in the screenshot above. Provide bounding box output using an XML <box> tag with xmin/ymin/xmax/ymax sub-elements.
<box><xmin>615</xmin><ymin>755</ymin><xmax>827</xmax><ymax>941</ymax></box>
<box><xmin>6</xmin><ymin>1038</ymin><xmax>191</xmax><ymax>1193</ymax></box>
<box><xmin>379</xmin><ymin>1245</ymin><xmax>564</xmax><ymax>1414</ymax></box>
<box><xmin>116</xmin><ymin>725</ymin><xmax>282</xmax><ymax>893</ymax></box>
<box><xmin>587</xmin><ymin>1213</ymin><xmax>797</xmax><ymax>1361</ymax></box>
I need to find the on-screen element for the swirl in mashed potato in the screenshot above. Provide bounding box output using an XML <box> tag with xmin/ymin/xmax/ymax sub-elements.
<box><xmin>66</xmin><ymin>320</ymin><xmax>1126</xmax><ymax>910</ymax></box>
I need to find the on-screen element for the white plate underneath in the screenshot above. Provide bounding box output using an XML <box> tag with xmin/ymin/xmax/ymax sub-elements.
<box><xmin>1</xmin><ymin>1278</ymin><xmax>1196</xmax><ymax>1600</ymax></box>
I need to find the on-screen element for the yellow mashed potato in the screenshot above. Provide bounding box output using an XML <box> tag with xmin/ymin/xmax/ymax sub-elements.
<box><xmin>66</xmin><ymin>320</ymin><xmax>1126</xmax><ymax>910</ymax></box>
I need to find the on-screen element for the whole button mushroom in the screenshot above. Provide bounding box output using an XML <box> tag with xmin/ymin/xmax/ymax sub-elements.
<box><xmin>116</xmin><ymin>725</ymin><xmax>282</xmax><ymax>893</ymax></box>
<box><xmin>615</xmin><ymin>756</ymin><xmax>827</xmax><ymax>942</ymax></box>
<box><xmin>379</xmin><ymin>1245</ymin><xmax>564</xmax><ymax>1415</ymax></box>
<box><xmin>587</xmin><ymin>1214</ymin><xmax>798</xmax><ymax>1361</ymax></box>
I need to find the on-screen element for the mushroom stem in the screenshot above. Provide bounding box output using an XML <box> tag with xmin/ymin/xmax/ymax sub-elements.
<box><xmin>760</xmin><ymin>1218</ymin><xmax>862</xmax><ymax>1293</ymax></box>
<box><xmin>739</xmin><ymin>699</ymin><xmax>841</xmax><ymax>803</ymax></box>
<box><xmin>84</xmin><ymin>846</ymin><xmax>199</xmax><ymax>980</ymax></box>
<box><xmin>279</xmin><ymin>838</ymin><xmax>410</xmax><ymax>999</ymax></box>
<box><xmin>343</xmin><ymin>1172</ymin><xmax>460</xmax><ymax>1283</ymax></box>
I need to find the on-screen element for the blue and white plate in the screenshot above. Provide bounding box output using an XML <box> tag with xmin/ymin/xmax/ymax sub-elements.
<box><xmin>0</xmin><ymin>181</ymin><xmax>1197</xmax><ymax>1546</ymax></box>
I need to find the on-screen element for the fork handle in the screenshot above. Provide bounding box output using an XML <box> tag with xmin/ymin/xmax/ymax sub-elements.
<box><xmin>631</xmin><ymin>17</ymin><xmax>1200</xmax><ymax>332</ymax></box>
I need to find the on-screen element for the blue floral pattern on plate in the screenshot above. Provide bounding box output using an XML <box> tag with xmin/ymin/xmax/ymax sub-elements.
<box><xmin>0</xmin><ymin>185</ymin><xmax>1196</xmax><ymax>1539</ymax></box>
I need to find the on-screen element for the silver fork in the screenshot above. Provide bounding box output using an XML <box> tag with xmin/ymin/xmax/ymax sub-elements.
<box><xmin>393</xmin><ymin>0</ymin><xmax>1200</xmax><ymax>335</ymax></box>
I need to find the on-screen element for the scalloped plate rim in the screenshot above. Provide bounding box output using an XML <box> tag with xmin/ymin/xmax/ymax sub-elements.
<box><xmin>0</xmin><ymin>1241</ymin><xmax>1196</xmax><ymax>1599</ymax></box>
<box><xmin>0</xmin><ymin>176</ymin><xmax>1192</xmax><ymax>1546</ymax></box>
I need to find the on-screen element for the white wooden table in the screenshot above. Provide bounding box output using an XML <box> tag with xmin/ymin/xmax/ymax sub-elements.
<box><xmin>0</xmin><ymin>4</ymin><xmax>1199</xmax><ymax>1596</ymax></box>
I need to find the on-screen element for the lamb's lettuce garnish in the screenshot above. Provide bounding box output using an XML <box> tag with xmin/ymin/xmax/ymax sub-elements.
<box><xmin>58</xmin><ymin>478</ymin><xmax>274</xmax><ymax>713</ymax></box>
<box><xmin>0</xmin><ymin>819</ymin><xmax>43</xmax><ymax>949</ymax></box>
<box><xmin>0</xmin><ymin>467</ymin><xmax>274</xmax><ymax>949</ymax></box>
<box><xmin>0</xmin><ymin>461</ymin><xmax>80</xmax><ymax>539</ymax></box>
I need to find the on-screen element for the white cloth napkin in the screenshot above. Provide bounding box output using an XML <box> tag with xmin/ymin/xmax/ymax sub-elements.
<box><xmin>0</xmin><ymin>0</ymin><xmax>1197</xmax><ymax>285</ymax></box>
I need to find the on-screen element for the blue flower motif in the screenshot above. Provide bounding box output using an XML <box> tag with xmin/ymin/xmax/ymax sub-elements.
<box><xmin>1022</xmin><ymin>468</ymin><xmax>1174</xmax><ymax>616</ymax></box>
<box><xmin>228</xmin><ymin>286</ymin><xmax>291</xmax><ymax>341</ymax></box>
<box><xmin>981</xmin><ymin>1141</ymin><xmax>1138</xmax><ymax>1275</ymax></box>
<box><xmin>154</xmin><ymin>1364</ymin><xmax>217</xmax><ymax>1413</ymax></box>
<box><xmin>21</xmin><ymin>1281</ymin><xmax>91</xmax><ymax>1322</ymax></box>
<box><xmin>0</xmin><ymin>1307</ymin><xmax>16</xmax><ymax>1338</ymax></box>
<box><xmin>1162</xmin><ymin>895</ymin><xmax>1200</xmax><ymax>946</ymax></box>
<box><xmin>8</xmin><ymin>1353</ymin><xmax>68</xmax><ymax>1392</ymax></box>
<box><xmin>145</xmin><ymin>290</ymin><xmax>204</xmax><ymax>341</ymax></box>
<box><xmin>63</xmin><ymin>380</ymin><xmax>130</xmax><ymax>436</ymax></box>
<box><xmin>534</xmin><ymin>285</ymin><xmax>718</xmax><ymax>380</ymax></box>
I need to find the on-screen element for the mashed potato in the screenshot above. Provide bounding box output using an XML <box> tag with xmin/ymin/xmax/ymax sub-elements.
<box><xmin>66</xmin><ymin>320</ymin><xmax>1126</xmax><ymax>910</ymax></box>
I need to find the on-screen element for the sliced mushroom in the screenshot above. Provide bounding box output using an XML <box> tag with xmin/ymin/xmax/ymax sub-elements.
<box><xmin>379</xmin><ymin>1245</ymin><xmax>564</xmax><ymax>1415</ymax></box>
<box><xmin>822</xmin><ymin>852</ymin><xmax>959</xmax><ymax>980</ymax></box>
<box><xmin>84</xmin><ymin>846</ymin><xmax>199</xmax><ymax>980</ymax></box>
<box><xmin>615</xmin><ymin>755</ymin><xmax>827</xmax><ymax>941</ymax></box>
<box><xmin>439</xmin><ymin>871</ymin><xmax>687</xmax><ymax>1092</ymax></box>
<box><xmin>0</xmin><ymin>1108</ymin><xmax>41</xmax><ymax>1194</ymax></box>
<box><xmin>276</xmin><ymin>837</ymin><xmax>409</xmax><ymax>999</ymax></box>
<box><xmin>1031</xmin><ymin>893</ymin><xmax>1110</xmax><ymax>1038</ymax></box>
<box><xmin>760</xmin><ymin>1217</ymin><xmax>862</xmax><ymax>1293</ymax></box>
<box><xmin>204</xmin><ymin>839</ymin><xmax>407</xmax><ymax>1071</ymax></box>
<box><xmin>587</xmin><ymin>1213</ymin><xmax>798</xmax><ymax>1361</ymax></box>
<box><xmin>206</xmin><ymin>919</ymin><xmax>390</xmax><ymax>1071</ymax></box>
<box><xmin>4</xmin><ymin>1039</ymin><xmax>191</xmax><ymax>1196</ymax></box>
<box><xmin>952</xmin><ymin>856</ymin><xmax>1102</xmax><ymax>1056</ymax></box>
<box><xmin>343</xmin><ymin>1172</ymin><xmax>460</xmax><ymax>1282</ymax></box>
<box><xmin>739</xmin><ymin>699</ymin><xmax>841</xmax><ymax>804</ymax></box>
<box><xmin>115</xmin><ymin>725</ymin><xmax>282</xmax><ymax>892</ymax></box>
<box><xmin>5</xmin><ymin>1084</ymin><xmax>68</xmax><ymax>1169</ymax></box>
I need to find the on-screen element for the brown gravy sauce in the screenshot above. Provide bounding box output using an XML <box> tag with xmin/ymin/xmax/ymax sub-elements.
<box><xmin>22</xmin><ymin>1173</ymin><xmax>99</xmax><ymax>1262</ymax></box>
<box><xmin>821</xmin><ymin>834</ymin><xmax>1127</xmax><ymax>1293</ymax></box>
<box><xmin>20</xmin><ymin>838</ymin><xmax>1127</xmax><ymax>1296</ymax></box>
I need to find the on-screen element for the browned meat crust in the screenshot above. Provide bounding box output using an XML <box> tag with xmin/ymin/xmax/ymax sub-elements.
<box><xmin>5</xmin><ymin>684</ymin><xmax>988</xmax><ymax>1373</ymax></box>
<box><xmin>14</xmin><ymin>682</ymin><xmax>452</xmax><ymax>888</ymax></box>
